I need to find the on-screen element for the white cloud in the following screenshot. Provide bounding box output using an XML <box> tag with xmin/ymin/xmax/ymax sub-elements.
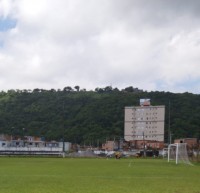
<box><xmin>0</xmin><ymin>0</ymin><xmax>13</xmax><ymax>18</ymax></box>
<box><xmin>0</xmin><ymin>0</ymin><xmax>200</xmax><ymax>93</ymax></box>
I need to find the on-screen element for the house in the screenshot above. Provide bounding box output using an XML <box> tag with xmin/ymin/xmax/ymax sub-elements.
<box><xmin>102</xmin><ymin>141</ymin><xmax>119</xmax><ymax>151</ymax></box>
<box><xmin>129</xmin><ymin>140</ymin><xmax>164</xmax><ymax>150</ymax></box>
<box><xmin>174</xmin><ymin>138</ymin><xmax>198</xmax><ymax>149</ymax></box>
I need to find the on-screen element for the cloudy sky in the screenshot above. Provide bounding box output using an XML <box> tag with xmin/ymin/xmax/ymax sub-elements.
<box><xmin>0</xmin><ymin>0</ymin><xmax>200</xmax><ymax>93</ymax></box>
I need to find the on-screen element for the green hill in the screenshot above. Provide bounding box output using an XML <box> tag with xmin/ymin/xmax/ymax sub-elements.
<box><xmin>0</xmin><ymin>87</ymin><xmax>199</xmax><ymax>144</ymax></box>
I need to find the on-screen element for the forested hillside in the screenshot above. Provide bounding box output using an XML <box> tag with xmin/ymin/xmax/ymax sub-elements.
<box><xmin>0</xmin><ymin>86</ymin><xmax>199</xmax><ymax>144</ymax></box>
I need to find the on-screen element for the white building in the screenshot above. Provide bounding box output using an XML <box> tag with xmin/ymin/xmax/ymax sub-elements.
<box><xmin>0</xmin><ymin>134</ymin><xmax>71</xmax><ymax>155</ymax></box>
<box><xmin>124</xmin><ymin>99</ymin><xmax>165</xmax><ymax>142</ymax></box>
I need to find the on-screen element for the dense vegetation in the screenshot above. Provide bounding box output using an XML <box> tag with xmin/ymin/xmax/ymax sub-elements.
<box><xmin>0</xmin><ymin>86</ymin><xmax>199</xmax><ymax>144</ymax></box>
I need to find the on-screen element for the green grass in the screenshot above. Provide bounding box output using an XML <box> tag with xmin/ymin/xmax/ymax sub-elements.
<box><xmin>0</xmin><ymin>157</ymin><xmax>199</xmax><ymax>193</ymax></box>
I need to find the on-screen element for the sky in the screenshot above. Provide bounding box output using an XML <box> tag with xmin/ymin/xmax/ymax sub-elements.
<box><xmin>0</xmin><ymin>0</ymin><xmax>200</xmax><ymax>93</ymax></box>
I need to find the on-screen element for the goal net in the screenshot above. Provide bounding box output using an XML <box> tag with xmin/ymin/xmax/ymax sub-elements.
<box><xmin>168</xmin><ymin>143</ymin><xmax>192</xmax><ymax>165</ymax></box>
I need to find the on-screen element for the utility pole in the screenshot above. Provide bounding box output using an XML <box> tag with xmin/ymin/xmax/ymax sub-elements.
<box><xmin>169</xmin><ymin>132</ymin><xmax>173</xmax><ymax>144</ymax></box>
<box><xmin>97</xmin><ymin>139</ymin><xmax>99</xmax><ymax>149</ymax></box>
<box><xmin>143</xmin><ymin>132</ymin><xmax>146</xmax><ymax>157</ymax></box>
<box><xmin>168</xmin><ymin>100</ymin><xmax>171</xmax><ymax>145</ymax></box>
<box><xmin>62</xmin><ymin>101</ymin><xmax>65</xmax><ymax>157</ymax></box>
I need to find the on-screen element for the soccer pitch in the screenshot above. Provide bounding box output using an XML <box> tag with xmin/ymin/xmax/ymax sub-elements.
<box><xmin>0</xmin><ymin>157</ymin><xmax>199</xmax><ymax>193</ymax></box>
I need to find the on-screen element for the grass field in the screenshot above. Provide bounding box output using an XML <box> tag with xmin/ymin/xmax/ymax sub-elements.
<box><xmin>0</xmin><ymin>157</ymin><xmax>199</xmax><ymax>193</ymax></box>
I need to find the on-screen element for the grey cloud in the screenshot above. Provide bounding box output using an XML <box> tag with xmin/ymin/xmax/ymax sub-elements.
<box><xmin>109</xmin><ymin>0</ymin><xmax>200</xmax><ymax>29</ymax></box>
<box><xmin>0</xmin><ymin>0</ymin><xmax>200</xmax><ymax>93</ymax></box>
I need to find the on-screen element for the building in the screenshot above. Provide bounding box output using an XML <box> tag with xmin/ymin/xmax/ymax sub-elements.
<box><xmin>102</xmin><ymin>141</ymin><xmax>119</xmax><ymax>151</ymax></box>
<box><xmin>174</xmin><ymin>138</ymin><xmax>198</xmax><ymax>149</ymax></box>
<box><xmin>124</xmin><ymin>99</ymin><xmax>165</xmax><ymax>142</ymax></box>
<box><xmin>0</xmin><ymin>134</ymin><xmax>71</xmax><ymax>155</ymax></box>
<box><xmin>129</xmin><ymin>140</ymin><xmax>164</xmax><ymax>150</ymax></box>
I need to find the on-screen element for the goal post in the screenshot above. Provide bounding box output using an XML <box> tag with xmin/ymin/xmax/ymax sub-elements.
<box><xmin>168</xmin><ymin>143</ymin><xmax>178</xmax><ymax>164</ymax></box>
<box><xmin>167</xmin><ymin>143</ymin><xmax>192</xmax><ymax>165</ymax></box>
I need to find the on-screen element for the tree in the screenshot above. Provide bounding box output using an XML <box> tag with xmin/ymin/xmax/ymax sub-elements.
<box><xmin>104</xmin><ymin>86</ymin><xmax>112</xmax><ymax>92</ymax></box>
<box><xmin>124</xmin><ymin>86</ymin><xmax>135</xmax><ymax>92</ymax></box>
<box><xmin>95</xmin><ymin>88</ymin><xmax>104</xmax><ymax>93</ymax></box>
<box><xmin>74</xmin><ymin>86</ymin><xmax>80</xmax><ymax>92</ymax></box>
<box><xmin>63</xmin><ymin>86</ymin><xmax>73</xmax><ymax>92</ymax></box>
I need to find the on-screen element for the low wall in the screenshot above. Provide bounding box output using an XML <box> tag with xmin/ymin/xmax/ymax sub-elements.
<box><xmin>0</xmin><ymin>147</ymin><xmax>63</xmax><ymax>151</ymax></box>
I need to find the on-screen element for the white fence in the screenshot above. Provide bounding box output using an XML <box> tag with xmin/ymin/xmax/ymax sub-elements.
<box><xmin>0</xmin><ymin>147</ymin><xmax>63</xmax><ymax>152</ymax></box>
<box><xmin>0</xmin><ymin>142</ymin><xmax>71</xmax><ymax>155</ymax></box>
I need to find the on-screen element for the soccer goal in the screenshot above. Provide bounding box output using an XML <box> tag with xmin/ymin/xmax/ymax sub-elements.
<box><xmin>168</xmin><ymin>143</ymin><xmax>192</xmax><ymax>165</ymax></box>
